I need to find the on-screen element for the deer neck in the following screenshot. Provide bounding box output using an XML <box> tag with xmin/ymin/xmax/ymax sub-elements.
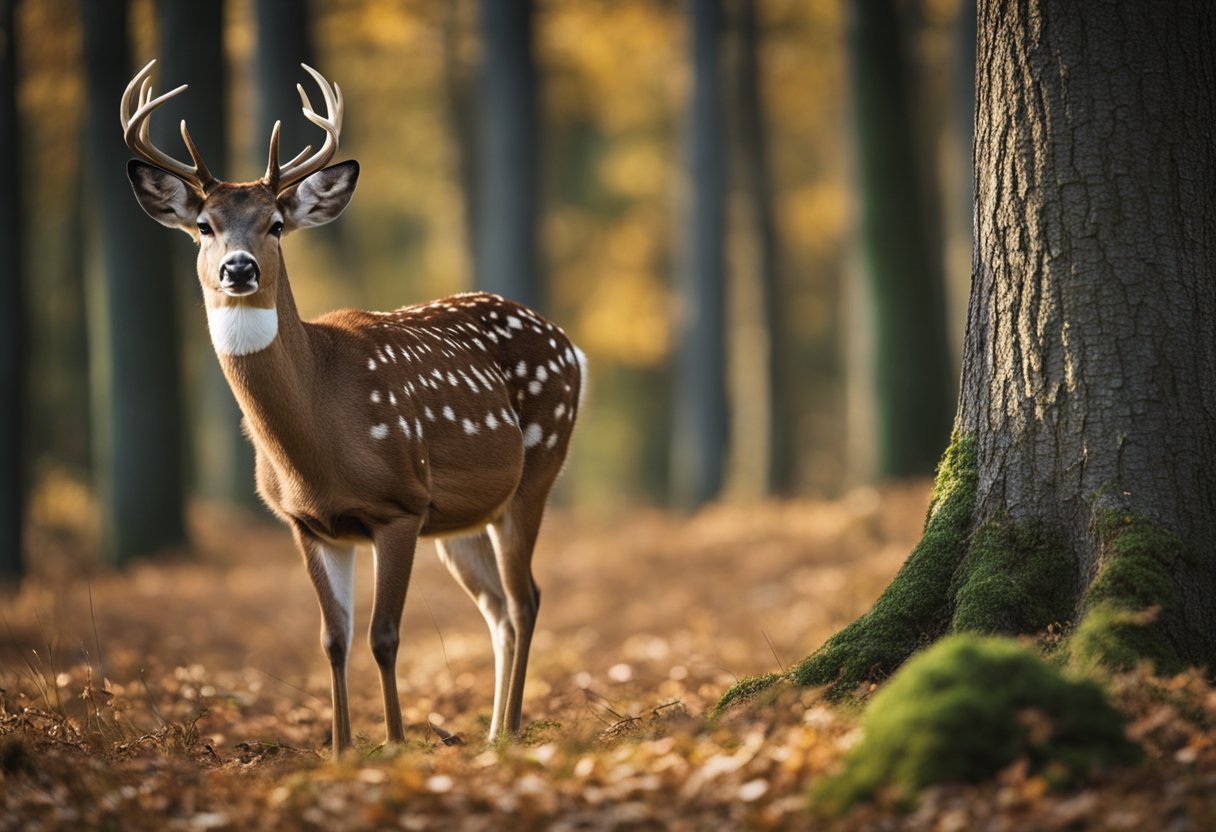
<box><xmin>206</xmin><ymin>266</ymin><xmax>322</xmax><ymax>468</ymax></box>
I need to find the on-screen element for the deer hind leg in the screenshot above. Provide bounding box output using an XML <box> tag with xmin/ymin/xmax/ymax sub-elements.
<box><xmin>487</xmin><ymin>498</ymin><xmax>547</xmax><ymax>737</ymax></box>
<box><xmin>298</xmin><ymin>530</ymin><xmax>356</xmax><ymax>758</ymax></box>
<box><xmin>369</xmin><ymin>516</ymin><xmax>422</xmax><ymax>745</ymax></box>
<box><xmin>436</xmin><ymin>532</ymin><xmax>514</xmax><ymax>739</ymax></box>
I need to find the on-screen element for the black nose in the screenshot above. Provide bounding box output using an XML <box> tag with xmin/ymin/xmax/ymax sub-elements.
<box><xmin>220</xmin><ymin>254</ymin><xmax>259</xmax><ymax>288</ymax></box>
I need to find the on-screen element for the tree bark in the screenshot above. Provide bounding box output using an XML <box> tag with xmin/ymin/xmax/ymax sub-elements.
<box><xmin>82</xmin><ymin>0</ymin><xmax>187</xmax><ymax>564</ymax></box>
<box><xmin>475</xmin><ymin>0</ymin><xmax>541</xmax><ymax>311</ymax></box>
<box><xmin>959</xmin><ymin>0</ymin><xmax>1216</xmax><ymax>666</ymax></box>
<box><xmin>0</xmin><ymin>0</ymin><xmax>25</xmax><ymax>582</ymax></box>
<box><xmin>671</xmin><ymin>0</ymin><xmax>729</xmax><ymax>509</ymax></box>
<box><xmin>719</xmin><ymin>0</ymin><xmax>1216</xmax><ymax>708</ymax></box>
<box><xmin>847</xmin><ymin>0</ymin><xmax>954</xmax><ymax>477</ymax></box>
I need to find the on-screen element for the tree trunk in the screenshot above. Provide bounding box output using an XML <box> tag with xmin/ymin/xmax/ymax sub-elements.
<box><xmin>720</xmin><ymin>0</ymin><xmax>1216</xmax><ymax>708</ymax></box>
<box><xmin>848</xmin><ymin>0</ymin><xmax>954</xmax><ymax>477</ymax></box>
<box><xmin>254</xmin><ymin>0</ymin><xmax>316</xmax><ymax>165</ymax></box>
<box><xmin>475</xmin><ymin>0</ymin><xmax>541</xmax><ymax>310</ymax></box>
<box><xmin>671</xmin><ymin>0</ymin><xmax>729</xmax><ymax>509</ymax></box>
<box><xmin>155</xmin><ymin>0</ymin><xmax>257</xmax><ymax>507</ymax></box>
<box><xmin>443</xmin><ymin>0</ymin><xmax>479</xmax><ymax>277</ymax></box>
<box><xmin>958</xmin><ymin>0</ymin><xmax>1216</xmax><ymax>668</ymax></box>
<box><xmin>81</xmin><ymin>0</ymin><xmax>187</xmax><ymax>564</ymax></box>
<box><xmin>734</xmin><ymin>0</ymin><xmax>794</xmax><ymax>495</ymax></box>
<box><xmin>0</xmin><ymin>0</ymin><xmax>25</xmax><ymax>582</ymax></box>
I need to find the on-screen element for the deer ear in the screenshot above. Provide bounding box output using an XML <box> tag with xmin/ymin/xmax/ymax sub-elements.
<box><xmin>280</xmin><ymin>160</ymin><xmax>359</xmax><ymax>232</ymax></box>
<box><xmin>127</xmin><ymin>160</ymin><xmax>202</xmax><ymax>234</ymax></box>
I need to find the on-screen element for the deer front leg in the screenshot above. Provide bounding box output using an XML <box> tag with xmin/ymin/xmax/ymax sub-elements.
<box><xmin>369</xmin><ymin>516</ymin><xmax>421</xmax><ymax>745</ymax></box>
<box><xmin>298</xmin><ymin>529</ymin><xmax>356</xmax><ymax>759</ymax></box>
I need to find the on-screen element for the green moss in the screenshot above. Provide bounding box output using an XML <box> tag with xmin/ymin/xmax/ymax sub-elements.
<box><xmin>950</xmin><ymin>519</ymin><xmax>1076</xmax><ymax>634</ymax></box>
<box><xmin>785</xmin><ymin>434</ymin><xmax>978</xmax><ymax>699</ymax></box>
<box><xmin>1068</xmin><ymin>513</ymin><xmax>1183</xmax><ymax>673</ymax></box>
<box><xmin>811</xmin><ymin>634</ymin><xmax>1140</xmax><ymax>814</ymax></box>
<box><xmin>713</xmin><ymin>673</ymin><xmax>787</xmax><ymax>716</ymax></box>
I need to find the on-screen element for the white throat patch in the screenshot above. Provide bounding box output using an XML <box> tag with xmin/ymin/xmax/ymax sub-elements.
<box><xmin>207</xmin><ymin>305</ymin><xmax>279</xmax><ymax>356</ymax></box>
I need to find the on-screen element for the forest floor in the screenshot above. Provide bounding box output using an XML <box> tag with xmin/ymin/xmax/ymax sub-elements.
<box><xmin>3</xmin><ymin>480</ymin><xmax>1216</xmax><ymax>830</ymax></box>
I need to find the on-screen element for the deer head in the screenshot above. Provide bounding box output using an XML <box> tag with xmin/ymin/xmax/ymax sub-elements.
<box><xmin>121</xmin><ymin>60</ymin><xmax>358</xmax><ymax>313</ymax></box>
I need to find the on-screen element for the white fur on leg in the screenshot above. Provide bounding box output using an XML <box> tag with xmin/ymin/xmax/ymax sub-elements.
<box><xmin>207</xmin><ymin>305</ymin><xmax>279</xmax><ymax>355</ymax></box>
<box><xmin>318</xmin><ymin>543</ymin><xmax>356</xmax><ymax>651</ymax></box>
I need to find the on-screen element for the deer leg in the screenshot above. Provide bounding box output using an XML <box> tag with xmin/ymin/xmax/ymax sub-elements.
<box><xmin>436</xmin><ymin>532</ymin><xmax>513</xmax><ymax>739</ymax></box>
<box><xmin>298</xmin><ymin>530</ymin><xmax>356</xmax><ymax>758</ymax></box>
<box><xmin>487</xmin><ymin>506</ymin><xmax>545</xmax><ymax>737</ymax></box>
<box><xmin>369</xmin><ymin>516</ymin><xmax>421</xmax><ymax>745</ymax></box>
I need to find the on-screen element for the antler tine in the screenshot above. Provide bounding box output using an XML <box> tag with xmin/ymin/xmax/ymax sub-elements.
<box><xmin>269</xmin><ymin>63</ymin><xmax>344</xmax><ymax>193</ymax></box>
<box><xmin>119</xmin><ymin>59</ymin><xmax>214</xmax><ymax>193</ymax></box>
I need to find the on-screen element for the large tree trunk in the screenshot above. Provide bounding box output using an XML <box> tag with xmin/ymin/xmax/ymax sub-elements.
<box><xmin>0</xmin><ymin>0</ymin><xmax>25</xmax><ymax>582</ymax></box>
<box><xmin>671</xmin><ymin>0</ymin><xmax>729</xmax><ymax>509</ymax></box>
<box><xmin>82</xmin><ymin>0</ymin><xmax>187</xmax><ymax>564</ymax></box>
<box><xmin>847</xmin><ymin>0</ymin><xmax>954</xmax><ymax>477</ymax></box>
<box><xmin>959</xmin><ymin>0</ymin><xmax>1216</xmax><ymax>666</ymax></box>
<box><xmin>720</xmin><ymin>0</ymin><xmax>1216</xmax><ymax>707</ymax></box>
<box><xmin>475</xmin><ymin>0</ymin><xmax>541</xmax><ymax>310</ymax></box>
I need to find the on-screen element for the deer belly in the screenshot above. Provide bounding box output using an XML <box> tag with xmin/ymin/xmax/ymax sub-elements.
<box><xmin>420</xmin><ymin>444</ymin><xmax>523</xmax><ymax>536</ymax></box>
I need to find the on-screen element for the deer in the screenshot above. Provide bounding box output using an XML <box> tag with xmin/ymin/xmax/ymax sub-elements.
<box><xmin>119</xmin><ymin>60</ymin><xmax>586</xmax><ymax>758</ymax></box>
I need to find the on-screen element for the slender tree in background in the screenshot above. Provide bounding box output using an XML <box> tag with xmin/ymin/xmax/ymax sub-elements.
<box><xmin>81</xmin><ymin>0</ymin><xmax>187</xmax><ymax>563</ymax></box>
<box><xmin>155</xmin><ymin>0</ymin><xmax>256</xmax><ymax>507</ymax></box>
<box><xmin>254</xmin><ymin>0</ymin><xmax>316</xmax><ymax>165</ymax></box>
<box><xmin>443</xmin><ymin>0</ymin><xmax>480</xmax><ymax>270</ymax></box>
<box><xmin>848</xmin><ymin>0</ymin><xmax>954</xmax><ymax>477</ymax></box>
<box><xmin>734</xmin><ymin>0</ymin><xmax>793</xmax><ymax>495</ymax></box>
<box><xmin>475</xmin><ymin>0</ymin><xmax>540</xmax><ymax>310</ymax></box>
<box><xmin>0</xmin><ymin>0</ymin><xmax>25</xmax><ymax>582</ymax></box>
<box><xmin>722</xmin><ymin>0</ymin><xmax>1216</xmax><ymax>708</ymax></box>
<box><xmin>671</xmin><ymin>0</ymin><xmax>729</xmax><ymax>509</ymax></box>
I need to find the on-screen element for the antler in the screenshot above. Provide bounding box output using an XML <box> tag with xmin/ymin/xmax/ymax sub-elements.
<box><xmin>119</xmin><ymin>60</ymin><xmax>215</xmax><ymax>193</ymax></box>
<box><xmin>264</xmin><ymin>64</ymin><xmax>344</xmax><ymax>194</ymax></box>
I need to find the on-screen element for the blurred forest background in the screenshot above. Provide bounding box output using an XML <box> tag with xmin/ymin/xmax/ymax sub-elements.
<box><xmin>1</xmin><ymin>0</ymin><xmax>977</xmax><ymax>576</ymax></box>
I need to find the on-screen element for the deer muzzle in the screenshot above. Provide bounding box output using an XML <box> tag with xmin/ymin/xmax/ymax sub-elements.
<box><xmin>219</xmin><ymin>252</ymin><xmax>260</xmax><ymax>296</ymax></box>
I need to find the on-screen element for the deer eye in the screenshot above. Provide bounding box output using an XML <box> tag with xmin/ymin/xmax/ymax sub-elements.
<box><xmin>197</xmin><ymin>220</ymin><xmax>213</xmax><ymax>236</ymax></box>
<box><xmin>269</xmin><ymin>221</ymin><xmax>284</xmax><ymax>238</ymax></box>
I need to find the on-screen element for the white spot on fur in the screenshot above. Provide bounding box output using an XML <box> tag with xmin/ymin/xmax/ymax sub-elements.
<box><xmin>398</xmin><ymin>415</ymin><xmax>412</xmax><ymax>439</ymax></box>
<box><xmin>207</xmin><ymin>305</ymin><xmax>278</xmax><ymax>356</ymax></box>
<box><xmin>425</xmin><ymin>406</ymin><xmax>436</xmax><ymax>421</ymax></box>
<box><xmin>370</xmin><ymin>423</ymin><xmax>389</xmax><ymax>440</ymax></box>
<box><xmin>555</xmin><ymin>403</ymin><xmax>566</xmax><ymax>419</ymax></box>
<box><xmin>507</xmin><ymin>315</ymin><xmax>523</xmax><ymax>330</ymax></box>
<box><xmin>528</xmin><ymin>380</ymin><xmax>543</xmax><ymax>395</ymax></box>
<box><xmin>367</xmin><ymin>357</ymin><xmax>377</xmax><ymax>371</ymax></box>
<box><xmin>370</xmin><ymin>390</ymin><xmax>382</xmax><ymax>404</ymax></box>
<box><xmin>516</xmin><ymin>361</ymin><xmax>528</xmax><ymax>378</ymax></box>
<box><xmin>545</xmin><ymin>432</ymin><xmax>558</xmax><ymax>449</ymax></box>
<box><xmin>462</xmin><ymin>418</ymin><xmax>479</xmax><ymax>435</ymax></box>
<box><xmin>485</xmin><ymin>412</ymin><xmax>499</xmax><ymax>430</ymax></box>
<box><xmin>522</xmin><ymin>423</ymin><xmax>543</xmax><ymax>449</ymax></box>
<box><xmin>535</xmin><ymin>365</ymin><xmax>548</xmax><ymax>382</ymax></box>
<box><xmin>443</xmin><ymin>406</ymin><xmax>456</xmax><ymax>421</ymax></box>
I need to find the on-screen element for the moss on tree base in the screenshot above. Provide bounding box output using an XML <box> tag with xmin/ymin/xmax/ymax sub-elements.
<box><xmin>1066</xmin><ymin>512</ymin><xmax>1185</xmax><ymax>674</ymax></box>
<box><xmin>716</xmin><ymin>434</ymin><xmax>1190</xmax><ymax>717</ymax></box>
<box><xmin>810</xmin><ymin>634</ymin><xmax>1140</xmax><ymax>814</ymax></box>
